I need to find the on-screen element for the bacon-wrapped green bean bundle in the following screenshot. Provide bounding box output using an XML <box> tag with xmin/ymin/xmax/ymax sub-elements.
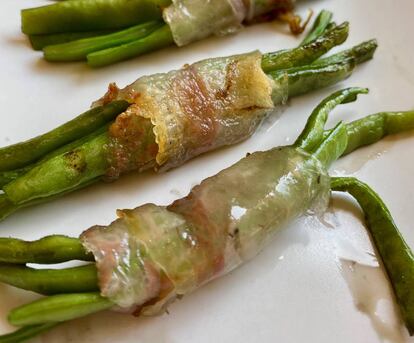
<box><xmin>0</xmin><ymin>89</ymin><xmax>413</xmax><ymax>342</ymax></box>
<box><xmin>22</xmin><ymin>0</ymin><xmax>313</xmax><ymax>66</ymax></box>
<box><xmin>80</xmin><ymin>145</ymin><xmax>330</xmax><ymax>313</ymax></box>
<box><xmin>0</xmin><ymin>20</ymin><xmax>377</xmax><ymax>221</ymax></box>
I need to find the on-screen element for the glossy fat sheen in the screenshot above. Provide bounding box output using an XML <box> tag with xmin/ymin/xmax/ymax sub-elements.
<box><xmin>98</xmin><ymin>51</ymin><xmax>285</xmax><ymax>176</ymax></box>
<box><xmin>163</xmin><ymin>0</ymin><xmax>247</xmax><ymax>46</ymax></box>
<box><xmin>80</xmin><ymin>147</ymin><xmax>330</xmax><ymax>314</ymax></box>
<box><xmin>163</xmin><ymin>0</ymin><xmax>294</xmax><ymax>46</ymax></box>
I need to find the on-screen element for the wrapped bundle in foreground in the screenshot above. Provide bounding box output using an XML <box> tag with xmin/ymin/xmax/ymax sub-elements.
<box><xmin>0</xmin><ymin>89</ymin><xmax>413</xmax><ymax>342</ymax></box>
<box><xmin>82</xmin><ymin>146</ymin><xmax>330</xmax><ymax>313</ymax></box>
<box><xmin>0</xmin><ymin>16</ymin><xmax>378</xmax><ymax>221</ymax></box>
<box><xmin>22</xmin><ymin>0</ymin><xmax>312</xmax><ymax>66</ymax></box>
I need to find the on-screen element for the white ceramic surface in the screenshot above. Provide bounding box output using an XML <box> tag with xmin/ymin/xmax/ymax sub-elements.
<box><xmin>0</xmin><ymin>1</ymin><xmax>413</xmax><ymax>342</ymax></box>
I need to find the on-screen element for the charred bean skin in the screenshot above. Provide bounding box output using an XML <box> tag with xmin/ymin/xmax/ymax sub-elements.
<box><xmin>261</xmin><ymin>22</ymin><xmax>349</xmax><ymax>73</ymax></box>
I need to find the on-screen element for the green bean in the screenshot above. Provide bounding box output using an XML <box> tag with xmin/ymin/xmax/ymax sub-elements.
<box><xmin>0</xmin><ymin>124</ymin><xmax>111</xmax><ymax>189</ymax></box>
<box><xmin>21</xmin><ymin>0</ymin><xmax>171</xmax><ymax>35</ymax></box>
<box><xmin>44</xmin><ymin>21</ymin><xmax>162</xmax><ymax>62</ymax></box>
<box><xmin>0</xmin><ymin>122</ymin><xmax>152</xmax><ymax>219</ymax></box>
<box><xmin>0</xmin><ymin>235</ymin><xmax>91</xmax><ymax>264</ymax></box>
<box><xmin>313</xmin><ymin>122</ymin><xmax>348</xmax><ymax>167</ymax></box>
<box><xmin>29</xmin><ymin>30</ymin><xmax>117</xmax><ymax>51</ymax></box>
<box><xmin>0</xmin><ymin>264</ymin><xmax>98</xmax><ymax>295</ymax></box>
<box><xmin>9</xmin><ymin>292</ymin><xmax>113</xmax><ymax>326</ymax></box>
<box><xmin>0</xmin><ymin>176</ymin><xmax>102</xmax><ymax>222</ymax></box>
<box><xmin>294</xmin><ymin>87</ymin><xmax>368</xmax><ymax>152</ymax></box>
<box><xmin>342</xmin><ymin>111</ymin><xmax>414</xmax><ymax>155</ymax></box>
<box><xmin>87</xmin><ymin>24</ymin><xmax>174</xmax><ymax>67</ymax></box>
<box><xmin>0</xmin><ymin>323</ymin><xmax>58</xmax><ymax>343</ymax></box>
<box><xmin>3</xmin><ymin>133</ymin><xmax>108</xmax><ymax>205</ymax></box>
<box><xmin>331</xmin><ymin>177</ymin><xmax>414</xmax><ymax>335</ymax></box>
<box><xmin>300</xmin><ymin>10</ymin><xmax>333</xmax><ymax>46</ymax></box>
<box><xmin>313</xmin><ymin>39</ymin><xmax>378</xmax><ymax>66</ymax></box>
<box><xmin>271</xmin><ymin>40</ymin><xmax>376</xmax><ymax>99</ymax></box>
<box><xmin>261</xmin><ymin>22</ymin><xmax>349</xmax><ymax>73</ymax></box>
<box><xmin>0</xmin><ymin>101</ymin><xmax>129</xmax><ymax>172</ymax></box>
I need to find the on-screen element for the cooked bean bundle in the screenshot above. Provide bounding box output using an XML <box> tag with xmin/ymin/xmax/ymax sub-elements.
<box><xmin>0</xmin><ymin>15</ymin><xmax>377</xmax><ymax>221</ymax></box>
<box><xmin>0</xmin><ymin>89</ymin><xmax>412</xmax><ymax>342</ymax></box>
<box><xmin>22</xmin><ymin>0</ymin><xmax>314</xmax><ymax>67</ymax></box>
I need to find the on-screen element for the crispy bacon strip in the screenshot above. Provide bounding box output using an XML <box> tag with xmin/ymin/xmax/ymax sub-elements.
<box><xmin>95</xmin><ymin>52</ymin><xmax>286</xmax><ymax>178</ymax></box>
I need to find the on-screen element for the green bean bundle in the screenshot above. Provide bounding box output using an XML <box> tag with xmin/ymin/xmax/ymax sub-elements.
<box><xmin>0</xmin><ymin>89</ymin><xmax>413</xmax><ymax>342</ymax></box>
<box><xmin>22</xmin><ymin>0</ymin><xmax>312</xmax><ymax>67</ymax></box>
<box><xmin>0</xmin><ymin>15</ymin><xmax>378</xmax><ymax>221</ymax></box>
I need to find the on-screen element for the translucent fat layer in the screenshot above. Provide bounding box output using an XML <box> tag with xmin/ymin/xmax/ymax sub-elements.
<box><xmin>164</xmin><ymin>0</ymin><xmax>246</xmax><ymax>47</ymax></box>
<box><xmin>163</xmin><ymin>0</ymin><xmax>295</xmax><ymax>46</ymax></box>
<box><xmin>81</xmin><ymin>147</ymin><xmax>330</xmax><ymax>314</ymax></box>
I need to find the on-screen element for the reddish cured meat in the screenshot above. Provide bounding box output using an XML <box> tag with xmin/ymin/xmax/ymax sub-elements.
<box><xmin>81</xmin><ymin>147</ymin><xmax>330</xmax><ymax>315</ymax></box>
<box><xmin>96</xmin><ymin>51</ymin><xmax>286</xmax><ymax>178</ymax></box>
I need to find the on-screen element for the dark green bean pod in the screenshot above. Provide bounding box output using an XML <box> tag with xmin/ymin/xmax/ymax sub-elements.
<box><xmin>313</xmin><ymin>39</ymin><xmax>378</xmax><ymax>66</ymax></box>
<box><xmin>300</xmin><ymin>9</ymin><xmax>333</xmax><ymax>46</ymax></box>
<box><xmin>21</xmin><ymin>0</ymin><xmax>171</xmax><ymax>35</ymax></box>
<box><xmin>313</xmin><ymin>121</ymin><xmax>348</xmax><ymax>167</ymax></box>
<box><xmin>272</xmin><ymin>59</ymin><xmax>356</xmax><ymax>98</ymax></box>
<box><xmin>342</xmin><ymin>110</ymin><xmax>414</xmax><ymax>155</ymax></box>
<box><xmin>0</xmin><ymin>235</ymin><xmax>92</xmax><ymax>264</ymax></box>
<box><xmin>0</xmin><ymin>265</ymin><xmax>98</xmax><ymax>295</ymax></box>
<box><xmin>8</xmin><ymin>292</ymin><xmax>113</xmax><ymax>326</ymax></box>
<box><xmin>43</xmin><ymin>20</ymin><xmax>163</xmax><ymax>62</ymax></box>
<box><xmin>3</xmin><ymin>132</ymin><xmax>108</xmax><ymax>205</ymax></box>
<box><xmin>268</xmin><ymin>39</ymin><xmax>378</xmax><ymax>99</ymax></box>
<box><xmin>0</xmin><ymin>176</ymin><xmax>101</xmax><ymax>222</ymax></box>
<box><xmin>331</xmin><ymin>177</ymin><xmax>414</xmax><ymax>335</ymax></box>
<box><xmin>0</xmin><ymin>124</ymin><xmax>111</xmax><ymax>189</ymax></box>
<box><xmin>29</xmin><ymin>30</ymin><xmax>117</xmax><ymax>51</ymax></box>
<box><xmin>0</xmin><ymin>101</ymin><xmax>129</xmax><ymax>172</ymax></box>
<box><xmin>261</xmin><ymin>22</ymin><xmax>349</xmax><ymax>73</ymax></box>
<box><xmin>294</xmin><ymin>87</ymin><xmax>368</xmax><ymax>152</ymax></box>
<box><xmin>87</xmin><ymin>24</ymin><xmax>174</xmax><ymax>67</ymax></box>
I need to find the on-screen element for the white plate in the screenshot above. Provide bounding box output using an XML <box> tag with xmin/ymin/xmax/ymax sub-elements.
<box><xmin>0</xmin><ymin>1</ymin><xmax>414</xmax><ymax>342</ymax></box>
